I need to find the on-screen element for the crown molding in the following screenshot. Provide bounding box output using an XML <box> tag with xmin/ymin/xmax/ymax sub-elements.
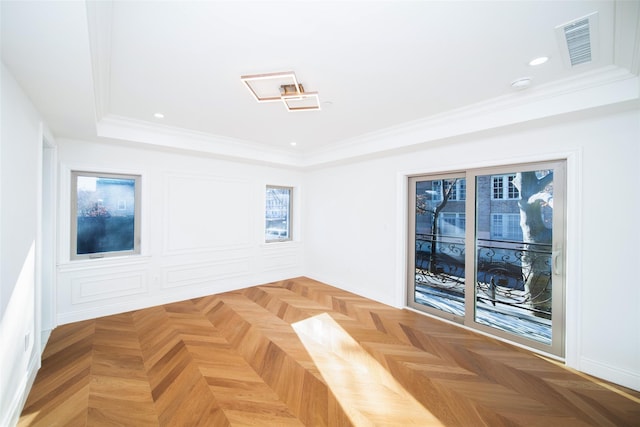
<box><xmin>96</xmin><ymin>115</ymin><xmax>304</xmax><ymax>167</ymax></box>
<box><xmin>84</xmin><ymin>0</ymin><xmax>639</xmax><ymax>169</ymax></box>
<box><xmin>85</xmin><ymin>0</ymin><xmax>113</xmax><ymax>122</ymax></box>
<box><xmin>96</xmin><ymin>66</ymin><xmax>638</xmax><ymax>169</ymax></box>
<box><xmin>300</xmin><ymin>66</ymin><xmax>639</xmax><ymax>168</ymax></box>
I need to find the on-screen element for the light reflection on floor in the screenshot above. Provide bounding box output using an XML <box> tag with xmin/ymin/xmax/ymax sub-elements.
<box><xmin>292</xmin><ymin>313</ymin><xmax>443</xmax><ymax>426</ymax></box>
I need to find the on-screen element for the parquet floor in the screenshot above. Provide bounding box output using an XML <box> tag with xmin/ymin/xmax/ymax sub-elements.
<box><xmin>19</xmin><ymin>277</ymin><xmax>640</xmax><ymax>426</ymax></box>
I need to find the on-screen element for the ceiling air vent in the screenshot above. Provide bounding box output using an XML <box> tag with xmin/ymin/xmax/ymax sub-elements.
<box><xmin>556</xmin><ymin>12</ymin><xmax>598</xmax><ymax>68</ymax></box>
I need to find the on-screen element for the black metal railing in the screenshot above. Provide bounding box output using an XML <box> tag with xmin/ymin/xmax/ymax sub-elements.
<box><xmin>415</xmin><ymin>234</ymin><xmax>552</xmax><ymax>318</ymax></box>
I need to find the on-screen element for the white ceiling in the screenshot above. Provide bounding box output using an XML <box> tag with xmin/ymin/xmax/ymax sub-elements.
<box><xmin>2</xmin><ymin>1</ymin><xmax>639</xmax><ymax>166</ymax></box>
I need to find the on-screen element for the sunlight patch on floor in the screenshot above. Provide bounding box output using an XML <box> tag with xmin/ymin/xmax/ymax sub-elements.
<box><xmin>292</xmin><ymin>313</ymin><xmax>443</xmax><ymax>426</ymax></box>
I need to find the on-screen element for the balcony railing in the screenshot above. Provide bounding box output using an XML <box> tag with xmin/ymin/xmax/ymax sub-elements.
<box><xmin>415</xmin><ymin>234</ymin><xmax>552</xmax><ymax>318</ymax></box>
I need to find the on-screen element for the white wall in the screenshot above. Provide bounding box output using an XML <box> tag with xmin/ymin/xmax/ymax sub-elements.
<box><xmin>55</xmin><ymin>139</ymin><xmax>304</xmax><ymax>324</ymax></box>
<box><xmin>0</xmin><ymin>63</ymin><xmax>43</xmax><ymax>426</ymax></box>
<box><xmin>303</xmin><ymin>105</ymin><xmax>640</xmax><ymax>391</ymax></box>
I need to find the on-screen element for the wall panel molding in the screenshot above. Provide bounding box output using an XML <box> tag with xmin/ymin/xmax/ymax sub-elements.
<box><xmin>162</xmin><ymin>258</ymin><xmax>252</xmax><ymax>289</ymax></box>
<box><xmin>58</xmin><ymin>256</ymin><xmax>151</xmax><ymax>273</ymax></box>
<box><xmin>261</xmin><ymin>243</ymin><xmax>301</xmax><ymax>272</ymax></box>
<box><xmin>70</xmin><ymin>270</ymin><xmax>148</xmax><ymax>304</ymax></box>
<box><xmin>162</xmin><ymin>172</ymin><xmax>254</xmax><ymax>255</ymax></box>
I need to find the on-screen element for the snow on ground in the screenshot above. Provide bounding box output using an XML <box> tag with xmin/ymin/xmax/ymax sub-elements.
<box><xmin>415</xmin><ymin>278</ymin><xmax>551</xmax><ymax>345</ymax></box>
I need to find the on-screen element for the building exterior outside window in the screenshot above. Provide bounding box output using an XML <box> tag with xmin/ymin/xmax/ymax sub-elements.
<box><xmin>265</xmin><ymin>185</ymin><xmax>292</xmax><ymax>242</ymax></box>
<box><xmin>492</xmin><ymin>174</ymin><xmax>519</xmax><ymax>200</ymax></box>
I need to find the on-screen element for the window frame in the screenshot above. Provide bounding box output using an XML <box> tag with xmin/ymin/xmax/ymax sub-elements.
<box><xmin>265</xmin><ymin>185</ymin><xmax>293</xmax><ymax>243</ymax></box>
<box><xmin>408</xmin><ymin>160</ymin><xmax>566</xmax><ymax>357</ymax></box>
<box><xmin>70</xmin><ymin>170</ymin><xmax>142</xmax><ymax>260</ymax></box>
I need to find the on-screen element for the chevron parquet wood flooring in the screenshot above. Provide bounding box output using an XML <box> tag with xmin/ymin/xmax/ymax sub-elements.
<box><xmin>18</xmin><ymin>277</ymin><xmax>640</xmax><ymax>426</ymax></box>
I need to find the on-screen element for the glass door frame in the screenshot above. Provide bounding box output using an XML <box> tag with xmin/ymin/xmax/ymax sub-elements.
<box><xmin>407</xmin><ymin>171</ymin><xmax>467</xmax><ymax>325</ymax></box>
<box><xmin>407</xmin><ymin>160</ymin><xmax>566</xmax><ymax>357</ymax></box>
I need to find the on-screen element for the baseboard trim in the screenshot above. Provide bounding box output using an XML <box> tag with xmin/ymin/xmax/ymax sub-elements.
<box><xmin>580</xmin><ymin>357</ymin><xmax>640</xmax><ymax>392</ymax></box>
<box><xmin>3</xmin><ymin>350</ymin><xmax>40</xmax><ymax>427</ymax></box>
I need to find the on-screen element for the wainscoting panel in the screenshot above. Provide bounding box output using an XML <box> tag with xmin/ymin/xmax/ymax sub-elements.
<box><xmin>261</xmin><ymin>243</ymin><xmax>301</xmax><ymax>272</ymax></box>
<box><xmin>63</xmin><ymin>264</ymin><xmax>149</xmax><ymax>305</ymax></box>
<box><xmin>71</xmin><ymin>271</ymin><xmax>147</xmax><ymax>304</ymax></box>
<box><xmin>163</xmin><ymin>257</ymin><xmax>252</xmax><ymax>289</ymax></box>
<box><xmin>56</xmin><ymin>258</ymin><xmax>152</xmax><ymax>323</ymax></box>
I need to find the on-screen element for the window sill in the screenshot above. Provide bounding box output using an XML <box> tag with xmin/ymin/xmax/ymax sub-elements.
<box><xmin>58</xmin><ymin>254</ymin><xmax>152</xmax><ymax>272</ymax></box>
<box><xmin>260</xmin><ymin>240</ymin><xmax>301</xmax><ymax>248</ymax></box>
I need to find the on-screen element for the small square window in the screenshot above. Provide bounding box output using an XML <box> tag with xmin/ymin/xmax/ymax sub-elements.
<box><xmin>265</xmin><ymin>186</ymin><xmax>292</xmax><ymax>242</ymax></box>
<box><xmin>71</xmin><ymin>171</ymin><xmax>141</xmax><ymax>259</ymax></box>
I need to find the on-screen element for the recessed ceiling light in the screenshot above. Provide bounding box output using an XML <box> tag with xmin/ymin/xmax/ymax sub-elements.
<box><xmin>153</xmin><ymin>113</ymin><xmax>164</xmax><ymax>119</ymax></box>
<box><xmin>529</xmin><ymin>56</ymin><xmax>549</xmax><ymax>66</ymax></box>
<box><xmin>511</xmin><ymin>77</ymin><xmax>532</xmax><ymax>90</ymax></box>
<box><xmin>290</xmin><ymin>142</ymin><xmax>297</xmax><ymax>147</ymax></box>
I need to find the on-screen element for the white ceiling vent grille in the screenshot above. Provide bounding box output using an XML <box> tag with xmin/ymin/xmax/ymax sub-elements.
<box><xmin>564</xmin><ymin>18</ymin><xmax>591</xmax><ymax>65</ymax></box>
<box><xmin>556</xmin><ymin>12</ymin><xmax>599</xmax><ymax>68</ymax></box>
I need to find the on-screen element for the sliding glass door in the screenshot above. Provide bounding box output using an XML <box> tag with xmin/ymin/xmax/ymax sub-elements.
<box><xmin>408</xmin><ymin>161</ymin><xmax>565</xmax><ymax>356</ymax></box>
<box><xmin>410</xmin><ymin>174</ymin><xmax>467</xmax><ymax>321</ymax></box>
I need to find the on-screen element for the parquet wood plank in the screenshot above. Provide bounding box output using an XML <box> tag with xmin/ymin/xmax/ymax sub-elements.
<box><xmin>133</xmin><ymin>306</ymin><xmax>226</xmax><ymax>427</ymax></box>
<box><xmin>18</xmin><ymin>320</ymin><xmax>95</xmax><ymax>427</ymax></box>
<box><xmin>202</xmin><ymin>293</ymin><xmax>336</xmax><ymax>426</ymax></box>
<box><xmin>249</xmin><ymin>283</ymin><xmax>538</xmax><ymax>424</ymax></box>
<box><xmin>87</xmin><ymin>314</ymin><xmax>158</xmax><ymax>426</ymax></box>
<box><xmin>19</xmin><ymin>277</ymin><xmax>640</xmax><ymax>426</ymax></box>
<box><xmin>18</xmin><ymin>382</ymin><xmax>91</xmax><ymax>427</ymax></box>
<box><xmin>168</xmin><ymin>298</ymin><xmax>303</xmax><ymax>426</ymax></box>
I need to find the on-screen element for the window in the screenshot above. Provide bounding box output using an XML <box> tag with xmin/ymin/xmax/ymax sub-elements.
<box><xmin>491</xmin><ymin>213</ymin><xmax>523</xmax><ymax>240</ymax></box>
<box><xmin>409</xmin><ymin>161</ymin><xmax>566</xmax><ymax>357</ymax></box>
<box><xmin>265</xmin><ymin>185</ymin><xmax>292</xmax><ymax>242</ymax></box>
<box><xmin>425</xmin><ymin>179</ymin><xmax>466</xmax><ymax>201</ymax></box>
<box><xmin>448</xmin><ymin>179</ymin><xmax>466</xmax><ymax>201</ymax></box>
<box><xmin>492</xmin><ymin>174</ymin><xmax>519</xmax><ymax>200</ymax></box>
<box><xmin>440</xmin><ymin>213</ymin><xmax>466</xmax><ymax>237</ymax></box>
<box><xmin>71</xmin><ymin>171</ymin><xmax>141</xmax><ymax>259</ymax></box>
